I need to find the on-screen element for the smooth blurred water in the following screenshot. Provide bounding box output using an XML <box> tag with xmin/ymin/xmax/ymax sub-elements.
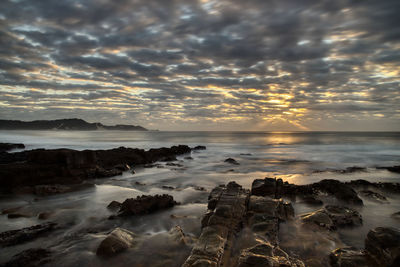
<box><xmin>0</xmin><ymin>131</ymin><xmax>399</xmax><ymax>266</ymax></box>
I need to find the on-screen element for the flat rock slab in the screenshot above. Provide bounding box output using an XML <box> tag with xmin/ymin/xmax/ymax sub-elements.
<box><xmin>117</xmin><ymin>194</ymin><xmax>177</xmax><ymax>216</ymax></box>
<box><xmin>0</xmin><ymin>222</ymin><xmax>57</xmax><ymax>247</ymax></box>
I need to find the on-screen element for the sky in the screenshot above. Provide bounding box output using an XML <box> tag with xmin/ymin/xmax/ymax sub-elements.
<box><xmin>0</xmin><ymin>0</ymin><xmax>399</xmax><ymax>131</ymax></box>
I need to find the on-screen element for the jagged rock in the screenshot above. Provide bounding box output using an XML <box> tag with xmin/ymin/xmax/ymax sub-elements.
<box><xmin>114</xmin><ymin>163</ymin><xmax>130</xmax><ymax>171</ymax></box>
<box><xmin>224</xmin><ymin>158</ymin><xmax>239</xmax><ymax>165</ymax></box>
<box><xmin>313</xmin><ymin>180</ymin><xmax>363</xmax><ymax>205</ymax></box>
<box><xmin>183</xmin><ymin>181</ymin><xmax>249</xmax><ymax>267</ymax></box>
<box><xmin>329</xmin><ymin>247</ymin><xmax>370</xmax><ymax>267</ymax></box>
<box><xmin>96</xmin><ymin>228</ymin><xmax>137</xmax><ymax>257</ymax></box>
<box><xmin>193</xmin><ymin>145</ymin><xmax>206</xmax><ymax>150</ymax></box>
<box><xmin>0</xmin><ymin>248</ymin><xmax>51</xmax><ymax>267</ymax></box>
<box><xmin>117</xmin><ymin>194</ymin><xmax>177</xmax><ymax>216</ymax></box>
<box><xmin>0</xmin><ymin>222</ymin><xmax>57</xmax><ymax>247</ymax></box>
<box><xmin>251</xmin><ymin>178</ymin><xmax>284</xmax><ymax>199</ymax></box>
<box><xmin>365</xmin><ymin>227</ymin><xmax>400</xmax><ymax>266</ymax></box>
<box><xmin>107</xmin><ymin>200</ymin><xmax>122</xmax><ymax>211</ymax></box>
<box><xmin>300</xmin><ymin>206</ymin><xmax>362</xmax><ymax>230</ymax></box>
<box><xmin>359</xmin><ymin>190</ymin><xmax>388</xmax><ymax>203</ymax></box>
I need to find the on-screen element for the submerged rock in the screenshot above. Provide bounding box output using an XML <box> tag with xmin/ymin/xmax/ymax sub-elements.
<box><xmin>107</xmin><ymin>200</ymin><xmax>122</xmax><ymax>211</ymax></box>
<box><xmin>0</xmin><ymin>248</ymin><xmax>51</xmax><ymax>267</ymax></box>
<box><xmin>365</xmin><ymin>227</ymin><xmax>400</xmax><ymax>266</ymax></box>
<box><xmin>118</xmin><ymin>194</ymin><xmax>178</xmax><ymax>217</ymax></box>
<box><xmin>391</xmin><ymin>211</ymin><xmax>400</xmax><ymax>220</ymax></box>
<box><xmin>224</xmin><ymin>158</ymin><xmax>239</xmax><ymax>165</ymax></box>
<box><xmin>96</xmin><ymin>228</ymin><xmax>137</xmax><ymax>257</ymax></box>
<box><xmin>193</xmin><ymin>145</ymin><xmax>206</xmax><ymax>150</ymax></box>
<box><xmin>0</xmin><ymin>222</ymin><xmax>57</xmax><ymax>247</ymax></box>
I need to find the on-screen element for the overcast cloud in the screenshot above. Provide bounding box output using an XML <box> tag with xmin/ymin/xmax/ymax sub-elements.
<box><xmin>0</xmin><ymin>0</ymin><xmax>399</xmax><ymax>130</ymax></box>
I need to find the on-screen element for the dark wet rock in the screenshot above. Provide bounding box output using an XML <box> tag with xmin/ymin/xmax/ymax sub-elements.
<box><xmin>224</xmin><ymin>158</ymin><xmax>239</xmax><ymax>165</ymax></box>
<box><xmin>117</xmin><ymin>194</ymin><xmax>178</xmax><ymax>217</ymax></box>
<box><xmin>0</xmin><ymin>222</ymin><xmax>57</xmax><ymax>247</ymax></box>
<box><xmin>376</xmin><ymin>165</ymin><xmax>400</xmax><ymax>173</ymax></box>
<box><xmin>300</xmin><ymin>205</ymin><xmax>362</xmax><ymax>230</ymax></box>
<box><xmin>1</xmin><ymin>206</ymin><xmax>22</xmax><ymax>215</ymax></box>
<box><xmin>0</xmin><ymin>143</ymin><xmax>25</xmax><ymax>152</ymax></box>
<box><xmin>298</xmin><ymin>195</ymin><xmax>323</xmax><ymax>206</ymax></box>
<box><xmin>134</xmin><ymin>181</ymin><xmax>146</xmax><ymax>185</ymax></box>
<box><xmin>251</xmin><ymin>178</ymin><xmax>285</xmax><ymax>199</ymax></box>
<box><xmin>391</xmin><ymin>211</ymin><xmax>400</xmax><ymax>220</ymax></box>
<box><xmin>0</xmin><ymin>248</ymin><xmax>51</xmax><ymax>267</ymax></box>
<box><xmin>240</xmin><ymin>153</ymin><xmax>252</xmax><ymax>156</ymax></box>
<box><xmin>193</xmin><ymin>145</ymin><xmax>206</xmax><ymax>150</ymax></box>
<box><xmin>339</xmin><ymin>166</ymin><xmax>367</xmax><ymax>173</ymax></box>
<box><xmin>37</xmin><ymin>212</ymin><xmax>53</xmax><ymax>220</ymax></box>
<box><xmin>107</xmin><ymin>201</ymin><xmax>122</xmax><ymax>211</ymax></box>
<box><xmin>313</xmin><ymin>179</ymin><xmax>363</xmax><ymax>205</ymax></box>
<box><xmin>329</xmin><ymin>247</ymin><xmax>370</xmax><ymax>267</ymax></box>
<box><xmin>0</xmin><ymin>145</ymin><xmax>191</xmax><ymax>193</ymax></box>
<box><xmin>96</xmin><ymin>228</ymin><xmax>137</xmax><ymax>257</ymax></box>
<box><xmin>346</xmin><ymin>179</ymin><xmax>400</xmax><ymax>194</ymax></box>
<box><xmin>359</xmin><ymin>190</ymin><xmax>388</xmax><ymax>203</ymax></box>
<box><xmin>365</xmin><ymin>227</ymin><xmax>400</xmax><ymax>266</ymax></box>
<box><xmin>131</xmin><ymin>169</ymin><xmax>136</xmax><ymax>174</ymax></box>
<box><xmin>184</xmin><ymin>156</ymin><xmax>193</xmax><ymax>160</ymax></box>
<box><xmin>7</xmin><ymin>212</ymin><xmax>33</xmax><ymax>219</ymax></box>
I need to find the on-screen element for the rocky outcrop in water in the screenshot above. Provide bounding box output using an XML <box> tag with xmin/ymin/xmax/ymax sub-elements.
<box><xmin>183</xmin><ymin>181</ymin><xmax>304</xmax><ymax>267</ymax></box>
<box><xmin>330</xmin><ymin>227</ymin><xmax>400</xmax><ymax>267</ymax></box>
<box><xmin>96</xmin><ymin>228</ymin><xmax>137</xmax><ymax>257</ymax></box>
<box><xmin>0</xmin><ymin>145</ymin><xmax>192</xmax><ymax>193</ymax></box>
<box><xmin>0</xmin><ymin>143</ymin><xmax>25</xmax><ymax>152</ymax></box>
<box><xmin>0</xmin><ymin>222</ymin><xmax>57</xmax><ymax>247</ymax></box>
<box><xmin>110</xmin><ymin>194</ymin><xmax>178</xmax><ymax>217</ymax></box>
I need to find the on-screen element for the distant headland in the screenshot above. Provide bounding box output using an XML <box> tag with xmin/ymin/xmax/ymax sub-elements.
<box><xmin>0</xmin><ymin>118</ymin><xmax>148</xmax><ymax>131</ymax></box>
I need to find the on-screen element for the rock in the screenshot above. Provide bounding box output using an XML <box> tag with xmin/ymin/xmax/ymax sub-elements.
<box><xmin>376</xmin><ymin>165</ymin><xmax>400</xmax><ymax>173</ymax></box>
<box><xmin>0</xmin><ymin>222</ymin><xmax>57</xmax><ymax>247</ymax></box>
<box><xmin>224</xmin><ymin>158</ymin><xmax>239</xmax><ymax>165</ymax></box>
<box><xmin>300</xmin><ymin>205</ymin><xmax>362</xmax><ymax>230</ymax></box>
<box><xmin>118</xmin><ymin>194</ymin><xmax>178</xmax><ymax>217</ymax></box>
<box><xmin>166</xmin><ymin>162</ymin><xmax>183</xmax><ymax>167</ymax></box>
<box><xmin>365</xmin><ymin>227</ymin><xmax>400</xmax><ymax>266</ymax></box>
<box><xmin>194</xmin><ymin>186</ymin><xmax>206</xmax><ymax>191</ymax></box>
<box><xmin>1</xmin><ymin>206</ymin><xmax>22</xmax><ymax>215</ymax></box>
<box><xmin>183</xmin><ymin>181</ymin><xmax>249</xmax><ymax>267</ymax></box>
<box><xmin>359</xmin><ymin>190</ymin><xmax>388</xmax><ymax>203</ymax></box>
<box><xmin>96</xmin><ymin>228</ymin><xmax>137</xmax><ymax>257</ymax></box>
<box><xmin>7</xmin><ymin>212</ymin><xmax>33</xmax><ymax>219</ymax></box>
<box><xmin>0</xmin><ymin>145</ymin><xmax>191</xmax><ymax>193</ymax></box>
<box><xmin>135</xmin><ymin>181</ymin><xmax>146</xmax><ymax>185</ymax></box>
<box><xmin>313</xmin><ymin>179</ymin><xmax>363</xmax><ymax>205</ymax></box>
<box><xmin>240</xmin><ymin>153</ymin><xmax>252</xmax><ymax>156</ymax></box>
<box><xmin>0</xmin><ymin>143</ymin><xmax>25</xmax><ymax>152</ymax></box>
<box><xmin>185</xmin><ymin>156</ymin><xmax>193</xmax><ymax>160</ymax></box>
<box><xmin>0</xmin><ymin>248</ymin><xmax>51</xmax><ymax>267</ymax></box>
<box><xmin>251</xmin><ymin>178</ymin><xmax>284</xmax><ymax>199</ymax></box>
<box><xmin>391</xmin><ymin>211</ymin><xmax>400</xmax><ymax>220</ymax></box>
<box><xmin>329</xmin><ymin>247</ymin><xmax>370</xmax><ymax>267</ymax></box>
<box><xmin>193</xmin><ymin>145</ymin><xmax>206</xmax><ymax>150</ymax></box>
<box><xmin>37</xmin><ymin>212</ymin><xmax>53</xmax><ymax>220</ymax></box>
<box><xmin>107</xmin><ymin>201</ymin><xmax>122</xmax><ymax>211</ymax></box>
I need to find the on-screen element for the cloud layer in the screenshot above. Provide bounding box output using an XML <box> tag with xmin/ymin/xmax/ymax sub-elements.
<box><xmin>0</xmin><ymin>0</ymin><xmax>399</xmax><ymax>130</ymax></box>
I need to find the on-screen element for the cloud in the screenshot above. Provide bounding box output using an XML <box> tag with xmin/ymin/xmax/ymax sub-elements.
<box><xmin>0</xmin><ymin>0</ymin><xmax>399</xmax><ymax>130</ymax></box>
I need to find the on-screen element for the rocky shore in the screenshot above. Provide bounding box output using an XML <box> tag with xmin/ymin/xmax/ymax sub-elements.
<box><xmin>0</xmin><ymin>143</ymin><xmax>192</xmax><ymax>194</ymax></box>
<box><xmin>0</xmin><ymin>143</ymin><xmax>399</xmax><ymax>266</ymax></box>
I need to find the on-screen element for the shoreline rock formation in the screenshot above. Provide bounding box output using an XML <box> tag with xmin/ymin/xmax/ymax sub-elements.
<box><xmin>0</xmin><ymin>144</ymin><xmax>193</xmax><ymax>193</ymax></box>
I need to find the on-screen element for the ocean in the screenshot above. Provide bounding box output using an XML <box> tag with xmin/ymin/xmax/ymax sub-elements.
<box><xmin>1</xmin><ymin>130</ymin><xmax>400</xmax><ymax>266</ymax></box>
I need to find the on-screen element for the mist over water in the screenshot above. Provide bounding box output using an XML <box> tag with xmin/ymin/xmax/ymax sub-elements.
<box><xmin>1</xmin><ymin>131</ymin><xmax>400</xmax><ymax>266</ymax></box>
